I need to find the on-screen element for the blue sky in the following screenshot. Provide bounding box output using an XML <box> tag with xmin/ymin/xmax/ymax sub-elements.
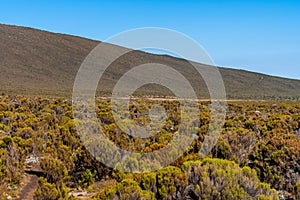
<box><xmin>1</xmin><ymin>0</ymin><xmax>300</xmax><ymax>79</ymax></box>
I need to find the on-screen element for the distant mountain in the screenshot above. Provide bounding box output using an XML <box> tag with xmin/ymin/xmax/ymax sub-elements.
<box><xmin>1</xmin><ymin>24</ymin><xmax>300</xmax><ymax>99</ymax></box>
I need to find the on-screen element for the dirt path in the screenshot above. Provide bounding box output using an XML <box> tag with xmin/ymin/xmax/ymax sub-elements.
<box><xmin>98</xmin><ymin>96</ymin><xmax>268</xmax><ymax>102</ymax></box>
<box><xmin>16</xmin><ymin>174</ymin><xmax>38</xmax><ymax>200</ymax></box>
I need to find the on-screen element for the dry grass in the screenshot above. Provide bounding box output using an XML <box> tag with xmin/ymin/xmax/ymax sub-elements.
<box><xmin>1</xmin><ymin>24</ymin><xmax>300</xmax><ymax>99</ymax></box>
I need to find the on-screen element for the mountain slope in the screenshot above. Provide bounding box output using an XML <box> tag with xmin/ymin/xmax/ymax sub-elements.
<box><xmin>1</xmin><ymin>24</ymin><xmax>300</xmax><ymax>99</ymax></box>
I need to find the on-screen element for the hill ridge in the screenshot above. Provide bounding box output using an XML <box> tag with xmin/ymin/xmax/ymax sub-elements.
<box><xmin>1</xmin><ymin>23</ymin><xmax>300</xmax><ymax>99</ymax></box>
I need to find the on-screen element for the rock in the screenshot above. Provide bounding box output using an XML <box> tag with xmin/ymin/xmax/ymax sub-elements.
<box><xmin>25</xmin><ymin>154</ymin><xmax>39</xmax><ymax>164</ymax></box>
<box><xmin>255</xmin><ymin>110</ymin><xmax>262</xmax><ymax>115</ymax></box>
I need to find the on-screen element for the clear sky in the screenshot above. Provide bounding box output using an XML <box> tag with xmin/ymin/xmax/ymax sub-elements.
<box><xmin>1</xmin><ymin>0</ymin><xmax>300</xmax><ymax>80</ymax></box>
